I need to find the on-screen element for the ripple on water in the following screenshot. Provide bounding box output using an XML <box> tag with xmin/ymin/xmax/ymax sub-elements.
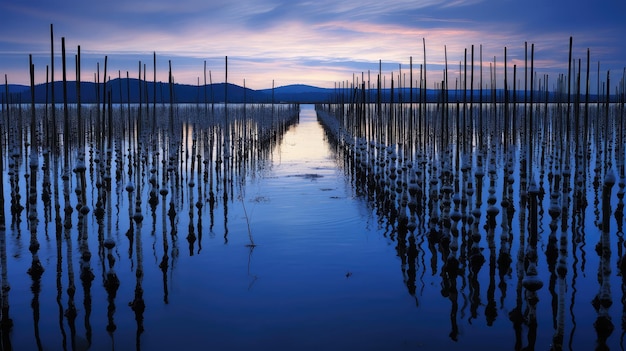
<box><xmin>252</xmin><ymin>173</ymin><xmax>360</xmax><ymax>231</ymax></box>
<box><xmin>286</xmin><ymin>173</ymin><xmax>325</xmax><ymax>180</ymax></box>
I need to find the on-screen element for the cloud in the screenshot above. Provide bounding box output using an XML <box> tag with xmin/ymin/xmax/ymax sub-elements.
<box><xmin>1</xmin><ymin>0</ymin><xmax>624</xmax><ymax>89</ymax></box>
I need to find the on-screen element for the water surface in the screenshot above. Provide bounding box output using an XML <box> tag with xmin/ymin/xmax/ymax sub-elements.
<box><xmin>1</xmin><ymin>103</ymin><xmax>624</xmax><ymax>350</ymax></box>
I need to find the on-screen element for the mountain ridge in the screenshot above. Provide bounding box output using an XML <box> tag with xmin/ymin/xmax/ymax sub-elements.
<box><xmin>2</xmin><ymin>80</ymin><xmax>609</xmax><ymax>104</ymax></box>
<box><xmin>2</xmin><ymin>79</ymin><xmax>335</xmax><ymax>104</ymax></box>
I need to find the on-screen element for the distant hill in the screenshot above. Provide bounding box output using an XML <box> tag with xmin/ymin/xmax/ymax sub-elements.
<box><xmin>1</xmin><ymin>81</ymin><xmax>608</xmax><ymax>104</ymax></box>
<box><xmin>1</xmin><ymin>79</ymin><xmax>273</xmax><ymax>104</ymax></box>
<box><xmin>259</xmin><ymin>84</ymin><xmax>334</xmax><ymax>103</ymax></box>
<box><xmin>4</xmin><ymin>84</ymin><xmax>29</xmax><ymax>95</ymax></box>
<box><xmin>272</xmin><ymin>84</ymin><xmax>330</xmax><ymax>94</ymax></box>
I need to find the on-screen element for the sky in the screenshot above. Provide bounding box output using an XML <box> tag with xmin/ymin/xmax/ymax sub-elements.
<box><xmin>1</xmin><ymin>0</ymin><xmax>625</xmax><ymax>91</ymax></box>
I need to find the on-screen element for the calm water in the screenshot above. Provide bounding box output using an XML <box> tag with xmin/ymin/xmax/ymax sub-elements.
<box><xmin>0</xmin><ymin>103</ymin><xmax>625</xmax><ymax>350</ymax></box>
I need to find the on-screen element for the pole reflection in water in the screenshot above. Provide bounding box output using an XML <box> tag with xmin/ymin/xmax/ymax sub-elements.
<box><xmin>317</xmin><ymin>98</ymin><xmax>625</xmax><ymax>350</ymax></box>
<box><xmin>2</xmin><ymin>98</ymin><xmax>626</xmax><ymax>349</ymax></box>
<box><xmin>0</xmin><ymin>116</ymin><xmax>12</xmax><ymax>350</ymax></box>
<box><xmin>594</xmin><ymin>170</ymin><xmax>615</xmax><ymax>348</ymax></box>
<box><xmin>2</xmin><ymin>101</ymin><xmax>299</xmax><ymax>349</ymax></box>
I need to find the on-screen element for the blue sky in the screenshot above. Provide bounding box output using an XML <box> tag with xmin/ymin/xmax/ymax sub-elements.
<box><xmin>1</xmin><ymin>0</ymin><xmax>624</xmax><ymax>90</ymax></box>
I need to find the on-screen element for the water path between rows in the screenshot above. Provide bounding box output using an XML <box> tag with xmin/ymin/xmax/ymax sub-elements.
<box><xmin>156</xmin><ymin>104</ymin><xmax>426</xmax><ymax>350</ymax></box>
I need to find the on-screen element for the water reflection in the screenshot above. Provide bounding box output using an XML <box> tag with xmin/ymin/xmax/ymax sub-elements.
<box><xmin>1</xmin><ymin>102</ymin><xmax>298</xmax><ymax>350</ymax></box>
<box><xmin>317</xmin><ymin>100</ymin><xmax>625</xmax><ymax>349</ymax></box>
<box><xmin>2</xmin><ymin>95</ymin><xmax>626</xmax><ymax>349</ymax></box>
<box><xmin>1</xmin><ymin>119</ymin><xmax>12</xmax><ymax>350</ymax></box>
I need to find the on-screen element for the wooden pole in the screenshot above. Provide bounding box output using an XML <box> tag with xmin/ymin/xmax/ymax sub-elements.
<box><xmin>168</xmin><ymin>60</ymin><xmax>174</xmax><ymax>130</ymax></box>
<box><xmin>138</xmin><ymin>60</ymin><xmax>142</xmax><ymax>122</ymax></box>
<box><xmin>153</xmin><ymin>52</ymin><xmax>157</xmax><ymax>125</ymax></box>
<box><xmin>77</xmin><ymin>46</ymin><xmax>82</xmax><ymax>148</ymax></box>
<box><xmin>423</xmin><ymin>38</ymin><xmax>427</xmax><ymax>102</ymax></box>
<box><xmin>50</xmin><ymin>24</ymin><xmax>56</xmax><ymax>147</ymax></box>
<box><xmin>524</xmin><ymin>41</ymin><xmax>528</xmax><ymax>120</ymax></box>
<box><xmin>44</xmin><ymin>66</ymin><xmax>48</xmax><ymax>145</ymax></box>
<box><xmin>210</xmin><ymin>70</ymin><xmax>214</xmax><ymax>113</ymax></box>
<box><xmin>103</xmin><ymin>56</ymin><xmax>108</xmax><ymax>131</ymax></box>
<box><xmin>61</xmin><ymin>37</ymin><xmax>68</xmax><ymax>153</ymax></box>
<box><xmin>567</xmin><ymin>37</ymin><xmax>573</xmax><ymax>144</ymax></box>
<box><xmin>529</xmin><ymin>43</ymin><xmax>535</xmax><ymax>176</ymax></box>
<box><xmin>504</xmin><ymin>46</ymin><xmax>508</xmax><ymax>152</ymax></box>
<box><xmin>204</xmin><ymin>60</ymin><xmax>208</xmax><ymax>113</ymax></box>
<box><xmin>584</xmin><ymin>49</ymin><xmax>590</xmax><ymax>151</ymax></box>
<box><xmin>29</xmin><ymin>55</ymin><xmax>36</xmax><ymax>157</ymax></box>
<box><xmin>6</xmin><ymin>74</ymin><xmax>11</xmax><ymax>137</ymax></box>
<box><xmin>470</xmin><ymin>45</ymin><xmax>474</xmax><ymax>130</ymax></box>
<box><xmin>144</xmin><ymin>63</ymin><xmax>148</xmax><ymax>121</ymax></box>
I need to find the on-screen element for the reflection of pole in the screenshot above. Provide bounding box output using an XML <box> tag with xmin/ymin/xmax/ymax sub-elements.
<box><xmin>130</xmin><ymin>222</ymin><xmax>145</xmax><ymax>350</ymax></box>
<box><xmin>187</xmin><ymin>134</ymin><xmax>197</xmax><ymax>254</ymax></box>
<box><xmin>187</xmin><ymin>179</ymin><xmax>196</xmax><ymax>255</ymax></box>
<box><xmin>498</xmin><ymin>151</ymin><xmax>514</xmax><ymax>308</ymax></box>
<box><xmin>208</xmin><ymin>127</ymin><xmax>215</xmax><ymax>233</ymax></box>
<box><xmin>27</xmin><ymin>151</ymin><xmax>44</xmax><ymax>351</ymax></box>
<box><xmin>0</xmin><ymin>122</ymin><xmax>13</xmax><ymax>349</ymax></box>
<box><xmin>63</xmin><ymin>158</ymin><xmax>78</xmax><ymax>351</ymax></box>
<box><xmin>54</xmin><ymin>155</ymin><xmax>67</xmax><ymax>349</ymax></box>
<box><xmin>522</xmin><ymin>181</ymin><xmax>543</xmax><ymax>350</ymax></box>
<box><xmin>447</xmin><ymin>270</ymin><xmax>459</xmax><ymax>341</ymax></box>
<box><xmin>160</xmin><ymin>192</ymin><xmax>170</xmax><ymax>304</ymax></box>
<box><xmin>103</xmin><ymin>157</ymin><xmax>119</xmax><ymax>345</ymax></box>
<box><xmin>618</xmin><ymin>172</ymin><xmax>626</xmax><ymax>343</ymax></box>
<box><xmin>593</xmin><ymin>170</ymin><xmax>615</xmax><ymax>348</ymax></box>
<box><xmin>77</xmin><ymin>161</ymin><xmax>94</xmax><ymax>349</ymax></box>
<box><xmin>553</xmin><ymin>184</ymin><xmax>570</xmax><ymax>351</ymax></box>
<box><xmin>485</xmin><ymin>173</ymin><xmax>497</xmax><ymax>325</ymax></box>
<box><xmin>196</xmin><ymin>150</ymin><xmax>204</xmax><ymax>254</ymax></box>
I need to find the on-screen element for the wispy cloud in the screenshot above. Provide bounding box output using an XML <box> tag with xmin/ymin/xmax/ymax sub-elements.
<box><xmin>1</xmin><ymin>0</ymin><xmax>624</xmax><ymax>89</ymax></box>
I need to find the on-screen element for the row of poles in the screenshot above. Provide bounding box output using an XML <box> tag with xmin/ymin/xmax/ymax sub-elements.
<box><xmin>317</xmin><ymin>37</ymin><xmax>625</xmax><ymax>349</ymax></box>
<box><xmin>0</xmin><ymin>24</ymin><xmax>300</xmax><ymax>350</ymax></box>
